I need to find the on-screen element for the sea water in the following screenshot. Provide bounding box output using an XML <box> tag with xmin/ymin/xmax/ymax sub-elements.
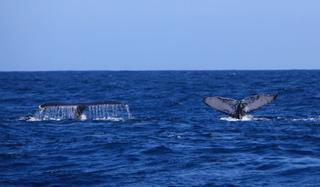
<box><xmin>1</xmin><ymin>71</ymin><xmax>320</xmax><ymax>186</ymax></box>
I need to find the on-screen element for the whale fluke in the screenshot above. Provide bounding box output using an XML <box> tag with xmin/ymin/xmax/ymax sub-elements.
<box><xmin>203</xmin><ymin>97</ymin><xmax>240</xmax><ymax>117</ymax></box>
<box><xmin>242</xmin><ymin>94</ymin><xmax>278</xmax><ymax>113</ymax></box>
<box><xmin>39</xmin><ymin>101</ymin><xmax>123</xmax><ymax>109</ymax></box>
<box><xmin>33</xmin><ymin>101</ymin><xmax>131</xmax><ymax>121</ymax></box>
<box><xmin>204</xmin><ymin>93</ymin><xmax>278</xmax><ymax>119</ymax></box>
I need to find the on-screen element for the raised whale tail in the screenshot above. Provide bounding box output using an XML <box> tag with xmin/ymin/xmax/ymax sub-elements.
<box><xmin>203</xmin><ymin>93</ymin><xmax>278</xmax><ymax>119</ymax></box>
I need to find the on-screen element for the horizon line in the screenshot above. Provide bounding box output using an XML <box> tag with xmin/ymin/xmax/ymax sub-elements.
<box><xmin>1</xmin><ymin>68</ymin><xmax>320</xmax><ymax>72</ymax></box>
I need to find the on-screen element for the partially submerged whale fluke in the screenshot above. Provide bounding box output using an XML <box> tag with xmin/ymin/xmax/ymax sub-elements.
<box><xmin>33</xmin><ymin>101</ymin><xmax>131</xmax><ymax>121</ymax></box>
<box><xmin>203</xmin><ymin>93</ymin><xmax>278</xmax><ymax>119</ymax></box>
<box><xmin>38</xmin><ymin>101</ymin><xmax>123</xmax><ymax>109</ymax></box>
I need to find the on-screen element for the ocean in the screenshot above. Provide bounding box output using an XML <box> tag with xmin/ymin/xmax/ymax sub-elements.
<box><xmin>1</xmin><ymin>71</ymin><xmax>320</xmax><ymax>186</ymax></box>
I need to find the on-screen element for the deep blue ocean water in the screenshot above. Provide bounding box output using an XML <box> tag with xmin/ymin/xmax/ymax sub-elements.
<box><xmin>1</xmin><ymin>71</ymin><xmax>320</xmax><ymax>186</ymax></box>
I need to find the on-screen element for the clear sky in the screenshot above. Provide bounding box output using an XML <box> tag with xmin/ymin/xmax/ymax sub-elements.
<box><xmin>0</xmin><ymin>0</ymin><xmax>319</xmax><ymax>71</ymax></box>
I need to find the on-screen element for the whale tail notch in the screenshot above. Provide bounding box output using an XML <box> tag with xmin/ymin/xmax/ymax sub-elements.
<box><xmin>204</xmin><ymin>93</ymin><xmax>278</xmax><ymax>119</ymax></box>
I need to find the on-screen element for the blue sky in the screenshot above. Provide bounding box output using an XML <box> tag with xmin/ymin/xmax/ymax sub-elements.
<box><xmin>0</xmin><ymin>0</ymin><xmax>319</xmax><ymax>71</ymax></box>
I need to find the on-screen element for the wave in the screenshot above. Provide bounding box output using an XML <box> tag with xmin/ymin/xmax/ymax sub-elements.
<box><xmin>219</xmin><ymin>115</ymin><xmax>320</xmax><ymax>122</ymax></box>
<box><xmin>273</xmin><ymin>116</ymin><xmax>320</xmax><ymax>122</ymax></box>
<box><xmin>142</xmin><ymin>145</ymin><xmax>173</xmax><ymax>155</ymax></box>
<box><xmin>292</xmin><ymin>117</ymin><xmax>320</xmax><ymax>122</ymax></box>
<box><xmin>21</xmin><ymin>115</ymin><xmax>126</xmax><ymax>122</ymax></box>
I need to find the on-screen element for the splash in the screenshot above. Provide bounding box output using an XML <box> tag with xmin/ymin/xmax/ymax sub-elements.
<box><xmin>33</xmin><ymin>105</ymin><xmax>79</xmax><ymax>121</ymax></box>
<box><xmin>83</xmin><ymin>104</ymin><xmax>131</xmax><ymax>121</ymax></box>
<box><xmin>220</xmin><ymin>115</ymin><xmax>270</xmax><ymax>122</ymax></box>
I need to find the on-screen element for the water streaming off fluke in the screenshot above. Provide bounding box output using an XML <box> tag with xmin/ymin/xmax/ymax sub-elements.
<box><xmin>30</xmin><ymin>101</ymin><xmax>132</xmax><ymax>121</ymax></box>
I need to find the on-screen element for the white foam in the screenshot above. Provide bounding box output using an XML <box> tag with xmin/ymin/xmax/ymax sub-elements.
<box><xmin>25</xmin><ymin>117</ymin><xmax>62</xmax><ymax>122</ymax></box>
<box><xmin>292</xmin><ymin>117</ymin><xmax>320</xmax><ymax>122</ymax></box>
<box><xmin>25</xmin><ymin>117</ymin><xmax>41</xmax><ymax>122</ymax></box>
<box><xmin>24</xmin><ymin>116</ymin><xmax>125</xmax><ymax>122</ymax></box>
<box><xmin>93</xmin><ymin>117</ymin><xmax>124</xmax><ymax>122</ymax></box>
<box><xmin>220</xmin><ymin>115</ymin><xmax>270</xmax><ymax>122</ymax></box>
<box><xmin>80</xmin><ymin>114</ymin><xmax>87</xmax><ymax>121</ymax></box>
